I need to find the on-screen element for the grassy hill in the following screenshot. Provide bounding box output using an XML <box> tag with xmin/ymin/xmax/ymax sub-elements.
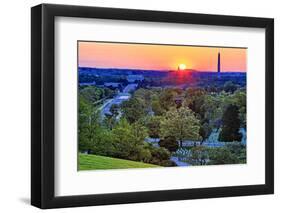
<box><xmin>79</xmin><ymin>153</ymin><xmax>160</xmax><ymax>170</ymax></box>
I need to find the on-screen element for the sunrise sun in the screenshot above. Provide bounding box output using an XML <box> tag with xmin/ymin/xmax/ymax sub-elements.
<box><xmin>178</xmin><ymin>63</ymin><xmax>187</xmax><ymax>71</ymax></box>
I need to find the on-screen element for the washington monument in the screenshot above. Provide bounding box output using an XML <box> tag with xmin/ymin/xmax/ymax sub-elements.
<box><xmin>217</xmin><ymin>52</ymin><xmax>221</xmax><ymax>73</ymax></box>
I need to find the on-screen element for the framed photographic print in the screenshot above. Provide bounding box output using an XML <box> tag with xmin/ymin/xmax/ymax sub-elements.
<box><xmin>31</xmin><ymin>4</ymin><xmax>274</xmax><ymax>209</ymax></box>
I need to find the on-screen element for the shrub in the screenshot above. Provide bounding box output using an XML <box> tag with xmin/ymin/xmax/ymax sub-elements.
<box><xmin>159</xmin><ymin>136</ymin><xmax>179</xmax><ymax>152</ymax></box>
<box><xmin>208</xmin><ymin>147</ymin><xmax>240</xmax><ymax>165</ymax></box>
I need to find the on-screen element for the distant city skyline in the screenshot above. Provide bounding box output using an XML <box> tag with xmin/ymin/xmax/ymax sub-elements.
<box><xmin>78</xmin><ymin>41</ymin><xmax>247</xmax><ymax>72</ymax></box>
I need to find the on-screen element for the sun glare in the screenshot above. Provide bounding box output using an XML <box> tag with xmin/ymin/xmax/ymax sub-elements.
<box><xmin>178</xmin><ymin>63</ymin><xmax>187</xmax><ymax>71</ymax></box>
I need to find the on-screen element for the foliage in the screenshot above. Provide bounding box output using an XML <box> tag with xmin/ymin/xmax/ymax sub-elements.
<box><xmin>103</xmin><ymin>114</ymin><xmax>115</xmax><ymax>130</ymax></box>
<box><xmin>148</xmin><ymin>145</ymin><xmax>175</xmax><ymax>166</ymax></box>
<box><xmin>159</xmin><ymin>88</ymin><xmax>178</xmax><ymax>110</ymax></box>
<box><xmin>88</xmin><ymin>128</ymin><xmax>115</xmax><ymax>156</ymax></box>
<box><xmin>199</xmin><ymin>122</ymin><xmax>212</xmax><ymax>143</ymax></box>
<box><xmin>78</xmin><ymin>82</ymin><xmax>247</xmax><ymax>169</ymax></box>
<box><xmin>219</xmin><ymin>104</ymin><xmax>242</xmax><ymax>142</ymax></box>
<box><xmin>103</xmin><ymin>104</ymin><xmax>120</xmax><ymax>130</ymax></box>
<box><xmin>134</xmin><ymin>88</ymin><xmax>152</xmax><ymax>108</ymax></box>
<box><xmin>151</xmin><ymin>98</ymin><xmax>165</xmax><ymax>116</ymax></box>
<box><xmin>226</xmin><ymin>143</ymin><xmax>246</xmax><ymax>163</ymax></box>
<box><xmin>110</xmin><ymin>104</ymin><xmax>119</xmax><ymax>116</ymax></box>
<box><xmin>160</xmin><ymin>107</ymin><xmax>201</xmax><ymax>147</ymax></box>
<box><xmin>121</xmin><ymin>97</ymin><xmax>146</xmax><ymax>123</ymax></box>
<box><xmin>145</xmin><ymin>116</ymin><xmax>163</xmax><ymax>139</ymax></box>
<box><xmin>80</xmin><ymin>86</ymin><xmax>105</xmax><ymax>103</ymax></box>
<box><xmin>111</xmin><ymin>119</ymin><xmax>141</xmax><ymax>159</ymax></box>
<box><xmin>131</xmin><ymin>122</ymin><xmax>149</xmax><ymax>145</ymax></box>
<box><xmin>78</xmin><ymin>95</ymin><xmax>101</xmax><ymax>152</ymax></box>
<box><xmin>159</xmin><ymin>136</ymin><xmax>179</xmax><ymax>152</ymax></box>
<box><xmin>229</xmin><ymin>90</ymin><xmax>247</xmax><ymax>128</ymax></box>
<box><xmin>223</xmin><ymin>81</ymin><xmax>238</xmax><ymax>93</ymax></box>
<box><xmin>208</xmin><ymin>147</ymin><xmax>240</xmax><ymax>165</ymax></box>
<box><xmin>190</xmin><ymin>146</ymin><xmax>209</xmax><ymax>165</ymax></box>
<box><xmin>185</xmin><ymin>88</ymin><xmax>207</xmax><ymax>119</ymax></box>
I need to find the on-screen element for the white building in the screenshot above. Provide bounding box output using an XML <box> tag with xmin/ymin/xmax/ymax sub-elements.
<box><xmin>126</xmin><ymin>75</ymin><xmax>144</xmax><ymax>83</ymax></box>
<box><xmin>104</xmin><ymin>82</ymin><xmax>121</xmax><ymax>88</ymax></box>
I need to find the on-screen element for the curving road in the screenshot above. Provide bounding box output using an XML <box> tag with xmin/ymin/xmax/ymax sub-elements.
<box><xmin>100</xmin><ymin>83</ymin><xmax>138</xmax><ymax>119</ymax></box>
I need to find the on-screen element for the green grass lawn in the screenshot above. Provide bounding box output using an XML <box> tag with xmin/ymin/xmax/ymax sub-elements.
<box><xmin>79</xmin><ymin>153</ymin><xmax>160</xmax><ymax>170</ymax></box>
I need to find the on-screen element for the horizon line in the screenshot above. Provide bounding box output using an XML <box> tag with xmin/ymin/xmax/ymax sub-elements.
<box><xmin>78</xmin><ymin>66</ymin><xmax>246</xmax><ymax>73</ymax></box>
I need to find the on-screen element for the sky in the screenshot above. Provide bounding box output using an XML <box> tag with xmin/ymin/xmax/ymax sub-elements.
<box><xmin>78</xmin><ymin>41</ymin><xmax>247</xmax><ymax>72</ymax></box>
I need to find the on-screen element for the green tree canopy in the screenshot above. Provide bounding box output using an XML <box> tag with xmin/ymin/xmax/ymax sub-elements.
<box><xmin>208</xmin><ymin>147</ymin><xmax>239</xmax><ymax>165</ymax></box>
<box><xmin>160</xmin><ymin>107</ymin><xmax>201</xmax><ymax>147</ymax></box>
<box><xmin>78</xmin><ymin>97</ymin><xmax>102</xmax><ymax>153</ymax></box>
<box><xmin>145</xmin><ymin>116</ymin><xmax>163</xmax><ymax>139</ymax></box>
<box><xmin>111</xmin><ymin>119</ymin><xmax>148</xmax><ymax>160</ymax></box>
<box><xmin>80</xmin><ymin>86</ymin><xmax>105</xmax><ymax>103</ymax></box>
<box><xmin>111</xmin><ymin>119</ymin><xmax>136</xmax><ymax>159</ymax></box>
<box><xmin>159</xmin><ymin>89</ymin><xmax>178</xmax><ymax>111</ymax></box>
<box><xmin>121</xmin><ymin>97</ymin><xmax>146</xmax><ymax>123</ymax></box>
<box><xmin>223</xmin><ymin>81</ymin><xmax>238</xmax><ymax>93</ymax></box>
<box><xmin>219</xmin><ymin>104</ymin><xmax>242</xmax><ymax>142</ymax></box>
<box><xmin>199</xmin><ymin>122</ymin><xmax>212</xmax><ymax>143</ymax></box>
<box><xmin>158</xmin><ymin>136</ymin><xmax>179</xmax><ymax>152</ymax></box>
<box><xmin>151</xmin><ymin>98</ymin><xmax>165</xmax><ymax>116</ymax></box>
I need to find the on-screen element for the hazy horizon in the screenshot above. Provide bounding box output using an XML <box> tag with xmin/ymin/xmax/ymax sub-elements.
<box><xmin>78</xmin><ymin>66</ymin><xmax>246</xmax><ymax>73</ymax></box>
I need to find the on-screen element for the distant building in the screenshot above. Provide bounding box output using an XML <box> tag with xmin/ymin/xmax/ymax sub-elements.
<box><xmin>127</xmin><ymin>74</ymin><xmax>144</xmax><ymax>83</ymax></box>
<box><xmin>79</xmin><ymin>81</ymin><xmax>96</xmax><ymax>86</ymax></box>
<box><xmin>104</xmin><ymin>82</ymin><xmax>121</xmax><ymax>88</ymax></box>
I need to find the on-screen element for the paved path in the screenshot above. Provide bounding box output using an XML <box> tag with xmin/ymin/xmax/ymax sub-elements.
<box><xmin>123</xmin><ymin>83</ymin><xmax>138</xmax><ymax>93</ymax></box>
<box><xmin>170</xmin><ymin>157</ymin><xmax>190</xmax><ymax>167</ymax></box>
<box><xmin>100</xmin><ymin>84</ymin><xmax>138</xmax><ymax>119</ymax></box>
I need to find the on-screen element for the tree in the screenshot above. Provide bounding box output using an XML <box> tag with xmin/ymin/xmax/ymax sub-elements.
<box><xmin>230</xmin><ymin>90</ymin><xmax>246</xmax><ymax>128</ymax></box>
<box><xmin>111</xmin><ymin>119</ymin><xmax>148</xmax><ymax>161</ymax></box>
<box><xmin>78</xmin><ymin>95</ymin><xmax>101</xmax><ymax>153</ymax></box>
<box><xmin>219</xmin><ymin>104</ymin><xmax>242</xmax><ymax>142</ymax></box>
<box><xmin>151</xmin><ymin>98</ymin><xmax>165</xmax><ymax>116</ymax></box>
<box><xmin>184</xmin><ymin>88</ymin><xmax>207</xmax><ymax>120</ymax></box>
<box><xmin>199</xmin><ymin>122</ymin><xmax>212</xmax><ymax>144</ymax></box>
<box><xmin>159</xmin><ymin>89</ymin><xmax>178</xmax><ymax>110</ymax></box>
<box><xmin>103</xmin><ymin>114</ymin><xmax>115</xmax><ymax>130</ymax></box>
<box><xmin>104</xmin><ymin>87</ymin><xmax>115</xmax><ymax>98</ymax></box>
<box><xmin>223</xmin><ymin>81</ymin><xmax>238</xmax><ymax>93</ymax></box>
<box><xmin>89</xmin><ymin>128</ymin><xmax>115</xmax><ymax>156</ymax></box>
<box><xmin>149</xmin><ymin>146</ymin><xmax>174</xmax><ymax>166</ymax></box>
<box><xmin>80</xmin><ymin>86</ymin><xmax>105</xmax><ymax>103</ymax></box>
<box><xmin>111</xmin><ymin>119</ymin><xmax>136</xmax><ymax>159</ymax></box>
<box><xmin>131</xmin><ymin>122</ymin><xmax>148</xmax><ymax>145</ymax></box>
<box><xmin>121</xmin><ymin>97</ymin><xmax>146</xmax><ymax>123</ymax></box>
<box><xmin>159</xmin><ymin>136</ymin><xmax>179</xmax><ymax>152</ymax></box>
<box><xmin>160</xmin><ymin>107</ymin><xmax>201</xmax><ymax>147</ymax></box>
<box><xmin>145</xmin><ymin>116</ymin><xmax>162</xmax><ymax>139</ymax></box>
<box><xmin>226</xmin><ymin>143</ymin><xmax>246</xmax><ymax>163</ymax></box>
<box><xmin>110</xmin><ymin>104</ymin><xmax>119</xmax><ymax>117</ymax></box>
<box><xmin>134</xmin><ymin>88</ymin><xmax>152</xmax><ymax>107</ymax></box>
<box><xmin>208</xmin><ymin>147</ymin><xmax>239</xmax><ymax>165</ymax></box>
<box><xmin>103</xmin><ymin>104</ymin><xmax>119</xmax><ymax>130</ymax></box>
<box><xmin>201</xmin><ymin>94</ymin><xmax>223</xmax><ymax>130</ymax></box>
<box><xmin>185</xmin><ymin>88</ymin><xmax>206</xmax><ymax>99</ymax></box>
<box><xmin>78</xmin><ymin>111</ymin><xmax>103</xmax><ymax>153</ymax></box>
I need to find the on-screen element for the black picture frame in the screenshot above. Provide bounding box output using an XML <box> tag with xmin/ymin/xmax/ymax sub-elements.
<box><xmin>31</xmin><ymin>3</ymin><xmax>274</xmax><ymax>209</ymax></box>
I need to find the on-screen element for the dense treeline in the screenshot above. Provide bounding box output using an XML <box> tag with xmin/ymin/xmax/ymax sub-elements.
<box><xmin>79</xmin><ymin>81</ymin><xmax>246</xmax><ymax>167</ymax></box>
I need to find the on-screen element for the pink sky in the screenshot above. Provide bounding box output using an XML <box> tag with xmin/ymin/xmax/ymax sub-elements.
<box><xmin>78</xmin><ymin>41</ymin><xmax>247</xmax><ymax>72</ymax></box>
